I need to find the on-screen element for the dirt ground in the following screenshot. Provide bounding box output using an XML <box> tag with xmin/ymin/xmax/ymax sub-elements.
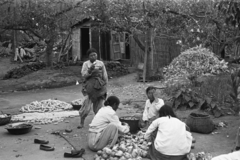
<box><xmin>0</xmin><ymin>58</ymin><xmax>240</xmax><ymax>160</ymax></box>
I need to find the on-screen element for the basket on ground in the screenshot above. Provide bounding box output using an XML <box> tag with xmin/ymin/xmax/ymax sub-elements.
<box><xmin>0</xmin><ymin>114</ymin><xmax>11</xmax><ymax>126</ymax></box>
<box><xmin>72</xmin><ymin>104</ymin><xmax>82</xmax><ymax>110</ymax></box>
<box><xmin>119</xmin><ymin>116</ymin><xmax>140</xmax><ymax>134</ymax></box>
<box><xmin>186</xmin><ymin>112</ymin><xmax>215</xmax><ymax>134</ymax></box>
<box><xmin>5</xmin><ymin>123</ymin><xmax>33</xmax><ymax>135</ymax></box>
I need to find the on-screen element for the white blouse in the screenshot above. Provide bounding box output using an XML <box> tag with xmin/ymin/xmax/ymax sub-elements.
<box><xmin>142</xmin><ymin>98</ymin><xmax>164</xmax><ymax>121</ymax></box>
<box><xmin>89</xmin><ymin>106</ymin><xmax>129</xmax><ymax>133</ymax></box>
<box><xmin>144</xmin><ymin>116</ymin><xmax>192</xmax><ymax>155</ymax></box>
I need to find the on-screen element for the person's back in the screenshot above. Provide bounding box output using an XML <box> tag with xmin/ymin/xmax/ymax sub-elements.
<box><xmin>154</xmin><ymin>117</ymin><xmax>192</xmax><ymax>155</ymax></box>
<box><xmin>89</xmin><ymin>106</ymin><xmax>114</xmax><ymax>133</ymax></box>
<box><xmin>144</xmin><ymin>104</ymin><xmax>192</xmax><ymax>160</ymax></box>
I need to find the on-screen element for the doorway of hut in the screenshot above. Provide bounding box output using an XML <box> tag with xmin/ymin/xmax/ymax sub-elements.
<box><xmin>81</xmin><ymin>28</ymin><xmax>90</xmax><ymax>61</ymax></box>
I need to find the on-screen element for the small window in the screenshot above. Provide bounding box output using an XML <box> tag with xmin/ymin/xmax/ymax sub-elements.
<box><xmin>113</xmin><ymin>33</ymin><xmax>120</xmax><ymax>43</ymax></box>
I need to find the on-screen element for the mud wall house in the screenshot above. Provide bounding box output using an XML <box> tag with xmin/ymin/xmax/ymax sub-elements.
<box><xmin>71</xmin><ymin>18</ymin><xmax>131</xmax><ymax>61</ymax></box>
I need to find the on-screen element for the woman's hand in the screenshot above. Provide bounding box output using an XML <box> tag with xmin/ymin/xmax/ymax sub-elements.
<box><xmin>122</xmin><ymin>122</ymin><xmax>130</xmax><ymax>128</ymax></box>
<box><xmin>126</xmin><ymin>125</ymin><xmax>130</xmax><ymax>133</ymax></box>
<box><xmin>88</xmin><ymin>65</ymin><xmax>95</xmax><ymax>74</ymax></box>
<box><xmin>90</xmin><ymin>64</ymin><xmax>95</xmax><ymax>70</ymax></box>
<box><xmin>122</xmin><ymin>122</ymin><xmax>130</xmax><ymax>132</ymax></box>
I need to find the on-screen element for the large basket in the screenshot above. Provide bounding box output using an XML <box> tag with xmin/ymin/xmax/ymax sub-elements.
<box><xmin>5</xmin><ymin>123</ymin><xmax>33</xmax><ymax>135</ymax></box>
<box><xmin>119</xmin><ymin>116</ymin><xmax>140</xmax><ymax>134</ymax></box>
<box><xmin>0</xmin><ymin>114</ymin><xmax>11</xmax><ymax>126</ymax></box>
<box><xmin>186</xmin><ymin>112</ymin><xmax>215</xmax><ymax>134</ymax></box>
<box><xmin>72</xmin><ymin>104</ymin><xmax>82</xmax><ymax>110</ymax></box>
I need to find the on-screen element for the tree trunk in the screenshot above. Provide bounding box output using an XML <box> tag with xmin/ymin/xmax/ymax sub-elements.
<box><xmin>58</xmin><ymin>30</ymin><xmax>71</xmax><ymax>62</ymax></box>
<box><xmin>12</xmin><ymin>0</ymin><xmax>18</xmax><ymax>61</ymax></box>
<box><xmin>133</xmin><ymin>34</ymin><xmax>146</xmax><ymax>52</ymax></box>
<box><xmin>146</xmin><ymin>28</ymin><xmax>154</xmax><ymax>79</ymax></box>
<box><xmin>143</xmin><ymin>32</ymin><xmax>148</xmax><ymax>83</ymax></box>
<box><xmin>133</xmin><ymin>30</ymin><xmax>155</xmax><ymax>80</ymax></box>
<box><xmin>45</xmin><ymin>38</ymin><xmax>54</xmax><ymax>67</ymax></box>
<box><xmin>12</xmin><ymin>30</ymin><xmax>18</xmax><ymax>60</ymax></box>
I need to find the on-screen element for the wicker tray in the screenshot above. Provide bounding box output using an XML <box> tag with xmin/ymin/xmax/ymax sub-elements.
<box><xmin>186</xmin><ymin>112</ymin><xmax>215</xmax><ymax>134</ymax></box>
<box><xmin>0</xmin><ymin>114</ymin><xmax>11</xmax><ymax>126</ymax></box>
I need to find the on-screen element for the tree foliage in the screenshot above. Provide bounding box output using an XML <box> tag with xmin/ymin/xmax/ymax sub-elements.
<box><xmin>0</xmin><ymin>0</ymin><xmax>86</xmax><ymax>66</ymax></box>
<box><xmin>1</xmin><ymin>0</ymin><xmax>240</xmax><ymax>67</ymax></box>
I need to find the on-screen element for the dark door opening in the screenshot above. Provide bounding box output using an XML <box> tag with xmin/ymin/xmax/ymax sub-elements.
<box><xmin>81</xmin><ymin>28</ymin><xmax>90</xmax><ymax>61</ymax></box>
<box><xmin>100</xmin><ymin>32</ymin><xmax>111</xmax><ymax>61</ymax></box>
<box><xmin>125</xmin><ymin>34</ymin><xmax>130</xmax><ymax>59</ymax></box>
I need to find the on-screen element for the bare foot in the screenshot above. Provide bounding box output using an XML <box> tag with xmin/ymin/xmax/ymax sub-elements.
<box><xmin>77</xmin><ymin>124</ymin><xmax>84</xmax><ymax>129</ymax></box>
<box><xmin>192</xmin><ymin>138</ymin><xmax>196</xmax><ymax>143</ymax></box>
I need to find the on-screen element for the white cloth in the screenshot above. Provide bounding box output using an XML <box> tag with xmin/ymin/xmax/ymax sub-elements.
<box><xmin>14</xmin><ymin>48</ymin><xmax>19</xmax><ymax>61</ymax></box>
<box><xmin>144</xmin><ymin>116</ymin><xmax>192</xmax><ymax>156</ymax></box>
<box><xmin>81</xmin><ymin>60</ymin><xmax>108</xmax><ymax>83</ymax></box>
<box><xmin>211</xmin><ymin>151</ymin><xmax>240</xmax><ymax>160</ymax></box>
<box><xmin>20</xmin><ymin>48</ymin><xmax>26</xmax><ymax>57</ymax></box>
<box><xmin>89</xmin><ymin>106</ymin><xmax>129</xmax><ymax>133</ymax></box>
<box><xmin>142</xmin><ymin>98</ymin><xmax>164</xmax><ymax>121</ymax></box>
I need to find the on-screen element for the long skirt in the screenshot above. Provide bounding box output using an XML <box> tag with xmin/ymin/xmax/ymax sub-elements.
<box><xmin>148</xmin><ymin>130</ymin><xmax>188</xmax><ymax>160</ymax></box>
<box><xmin>88</xmin><ymin>123</ymin><xmax>119</xmax><ymax>151</ymax></box>
<box><xmin>79</xmin><ymin>95</ymin><xmax>93</xmax><ymax>119</ymax></box>
<box><xmin>80</xmin><ymin>72</ymin><xmax>107</xmax><ymax>117</ymax></box>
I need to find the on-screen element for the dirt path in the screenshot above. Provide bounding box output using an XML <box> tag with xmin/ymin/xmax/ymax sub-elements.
<box><xmin>0</xmin><ymin>73</ymin><xmax>239</xmax><ymax>160</ymax></box>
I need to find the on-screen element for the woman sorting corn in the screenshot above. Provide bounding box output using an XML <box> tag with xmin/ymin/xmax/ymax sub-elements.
<box><xmin>144</xmin><ymin>105</ymin><xmax>193</xmax><ymax>160</ymax></box>
<box><xmin>88</xmin><ymin>96</ymin><xmax>130</xmax><ymax>151</ymax></box>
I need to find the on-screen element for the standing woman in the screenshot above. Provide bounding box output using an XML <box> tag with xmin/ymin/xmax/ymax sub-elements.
<box><xmin>78</xmin><ymin>48</ymin><xmax>108</xmax><ymax>128</ymax></box>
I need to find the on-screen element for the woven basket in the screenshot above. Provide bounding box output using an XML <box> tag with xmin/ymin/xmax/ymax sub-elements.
<box><xmin>186</xmin><ymin>112</ymin><xmax>214</xmax><ymax>134</ymax></box>
<box><xmin>0</xmin><ymin>114</ymin><xmax>11</xmax><ymax>126</ymax></box>
<box><xmin>119</xmin><ymin>116</ymin><xmax>140</xmax><ymax>134</ymax></box>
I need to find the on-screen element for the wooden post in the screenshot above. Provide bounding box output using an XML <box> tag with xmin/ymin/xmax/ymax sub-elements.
<box><xmin>110</xmin><ymin>31</ymin><xmax>113</xmax><ymax>60</ymax></box>
<box><xmin>143</xmin><ymin>32</ymin><xmax>148</xmax><ymax>83</ymax></box>
<box><xmin>150</xmin><ymin>28</ymin><xmax>154</xmax><ymax>70</ymax></box>
<box><xmin>89</xmin><ymin>28</ymin><xmax>92</xmax><ymax>48</ymax></box>
<box><xmin>146</xmin><ymin>28</ymin><xmax>153</xmax><ymax>79</ymax></box>
<box><xmin>142</xmin><ymin>1</ymin><xmax>148</xmax><ymax>83</ymax></box>
<box><xmin>13</xmin><ymin>0</ymin><xmax>18</xmax><ymax>61</ymax></box>
<box><xmin>235</xmin><ymin>127</ymin><xmax>240</xmax><ymax>150</ymax></box>
<box><xmin>99</xmin><ymin>29</ymin><xmax>101</xmax><ymax>60</ymax></box>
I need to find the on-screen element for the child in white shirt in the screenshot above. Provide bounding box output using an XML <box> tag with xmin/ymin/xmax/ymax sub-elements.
<box><xmin>138</xmin><ymin>86</ymin><xmax>164</xmax><ymax>131</ymax></box>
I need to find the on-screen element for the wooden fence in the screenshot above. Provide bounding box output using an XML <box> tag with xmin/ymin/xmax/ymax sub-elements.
<box><xmin>130</xmin><ymin>35</ymin><xmax>181</xmax><ymax>69</ymax></box>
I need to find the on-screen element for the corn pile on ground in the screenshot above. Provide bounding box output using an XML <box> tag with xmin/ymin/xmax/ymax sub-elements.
<box><xmin>94</xmin><ymin>131</ymin><xmax>150</xmax><ymax>160</ymax></box>
<box><xmin>163</xmin><ymin>46</ymin><xmax>229</xmax><ymax>86</ymax></box>
<box><xmin>20</xmin><ymin>99</ymin><xmax>73</xmax><ymax>113</ymax></box>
